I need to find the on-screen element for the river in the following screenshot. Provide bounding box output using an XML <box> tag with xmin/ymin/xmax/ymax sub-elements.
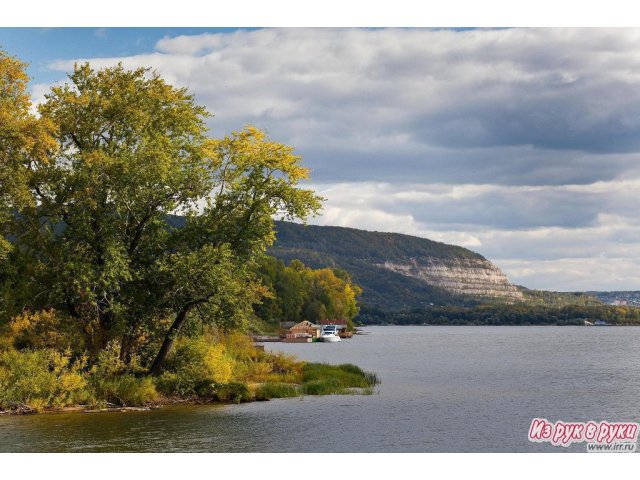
<box><xmin>1</xmin><ymin>325</ymin><xmax>639</xmax><ymax>452</ymax></box>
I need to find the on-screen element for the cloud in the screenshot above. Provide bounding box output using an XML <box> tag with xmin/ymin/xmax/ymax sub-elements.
<box><xmin>307</xmin><ymin>181</ymin><xmax>640</xmax><ymax>290</ymax></box>
<box><xmin>309</xmin><ymin>180</ymin><xmax>640</xmax><ymax>231</ymax></box>
<box><xmin>42</xmin><ymin>28</ymin><xmax>640</xmax><ymax>290</ymax></box>
<box><xmin>46</xmin><ymin>28</ymin><xmax>640</xmax><ymax>187</ymax></box>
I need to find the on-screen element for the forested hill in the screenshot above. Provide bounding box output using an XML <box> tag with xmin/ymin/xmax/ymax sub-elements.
<box><xmin>269</xmin><ymin>221</ymin><xmax>522</xmax><ymax>310</ymax></box>
<box><xmin>166</xmin><ymin>217</ymin><xmax>599</xmax><ymax>312</ymax></box>
<box><xmin>272</xmin><ymin>221</ymin><xmax>484</xmax><ymax>262</ymax></box>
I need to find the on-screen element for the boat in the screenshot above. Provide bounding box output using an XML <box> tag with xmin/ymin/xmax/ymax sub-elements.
<box><xmin>319</xmin><ymin>325</ymin><xmax>342</xmax><ymax>342</ymax></box>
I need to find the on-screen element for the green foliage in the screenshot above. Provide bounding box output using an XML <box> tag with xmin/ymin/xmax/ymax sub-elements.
<box><xmin>221</xmin><ymin>331</ymin><xmax>260</xmax><ymax>360</ymax></box>
<box><xmin>358</xmin><ymin>303</ymin><xmax>640</xmax><ymax>326</ymax></box>
<box><xmin>0</xmin><ymin>51</ymin><xmax>57</xmax><ymax>324</ymax></box>
<box><xmin>0</xmin><ymin>349</ymin><xmax>92</xmax><ymax>411</ymax></box>
<box><xmin>273</xmin><ymin>221</ymin><xmax>483</xmax><ymax>262</ymax></box>
<box><xmin>213</xmin><ymin>382</ymin><xmax>251</xmax><ymax>404</ymax></box>
<box><xmin>154</xmin><ymin>337</ymin><xmax>235</xmax><ymax>396</ymax></box>
<box><xmin>88</xmin><ymin>341</ymin><xmax>158</xmax><ymax>406</ymax></box>
<box><xmin>0</xmin><ymin>53</ymin><xmax>377</xmax><ymax>410</ymax></box>
<box><xmin>254</xmin><ymin>256</ymin><xmax>362</xmax><ymax>328</ymax></box>
<box><xmin>244</xmin><ymin>359</ymin><xmax>274</xmax><ymax>383</ymax></box>
<box><xmin>269</xmin><ymin>222</ymin><xmax>606</xmax><ymax>314</ymax></box>
<box><xmin>92</xmin><ymin>376</ymin><xmax>158</xmax><ymax>407</ymax></box>
<box><xmin>1</xmin><ymin>56</ymin><xmax>322</xmax><ymax>371</ymax></box>
<box><xmin>91</xmin><ymin>340</ymin><xmax>132</xmax><ymax>377</ymax></box>
<box><xmin>0</xmin><ymin>328</ymin><xmax>378</xmax><ymax>409</ymax></box>
<box><xmin>519</xmin><ymin>288</ymin><xmax>602</xmax><ymax>307</ymax></box>
<box><xmin>7</xmin><ymin>309</ymin><xmax>85</xmax><ymax>353</ymax></box>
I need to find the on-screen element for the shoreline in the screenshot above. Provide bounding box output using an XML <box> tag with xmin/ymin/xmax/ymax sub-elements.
<box><xmin>0</xmin><ymin>362</ymin><xmax>380</xmax><ymax>416</ymax></box>
<box><xmin>0</xmin><ymin>398</ymin><xmax>239</xmax><ymax>416</ymax></box>
<box><xmin>0</xmin><ymin>387</ymin><xmax>376</xmax><ymax>416</ymax></box>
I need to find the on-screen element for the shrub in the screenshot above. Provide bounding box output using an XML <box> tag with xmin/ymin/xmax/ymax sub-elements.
<box><xmin>264</xmin><ymin>371</ymin><xmax>300</xmax><ymax>384</ymax></box>
<box><xmin>222</xmin><ymin>331</ymin><xmax>258</xmax><ymax>360</ymax></box>
<box><xmin>246</xmin><ymin>359</ymin><xmax>273</xmax><ymax>382</ymax></box>
<box><xmin>7</xmin><ymin>310</ymin><xmax>85</xmax><ymax>353</ymax></box>
<box><xmin>154</xmin><ymin>372</ymin><xmax>181</xmax><ymax>396</ymax></box>
<box><xmin>88</xmin><ymin>342</ymin><xmax>158</xmax><ymax>406</ymax></box>
<box><xmin>231</xmin><ymin>361</ymin><xmax>250</xmax><ymax>382</ymax></box>
<box><xmin>91</xmin><ymin>341</ymin><xmax>129</xmax><ymax>377</ymax></box>
<box><xmin>214</xmin><ymin>382</ymin><xmax>251</xmax><ymax>403</ymax></box>
<box><xmin>269</xmin><ymin>352</ymin><xmax>302</xmax><ymax>375</ymax></box>
<box><xmin>0</xmin><ymin>348</ymin><xmax>92</xmax><ymax>410</ymax></box>
<box><xmin>157</xmin><ymin>337</ymin><xmax>235</xmax><ymax>396</ymax></box>
<box><xmin>92</xmin><ymin>375</ymin><xmax>158</xmax><ymax>406</ymax></box>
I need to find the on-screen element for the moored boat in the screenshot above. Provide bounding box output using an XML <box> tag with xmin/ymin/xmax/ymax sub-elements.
<box><xmin>319</xmin><ymin>325</ymin><xmax>342</xmax><ymax>342</ymax></box>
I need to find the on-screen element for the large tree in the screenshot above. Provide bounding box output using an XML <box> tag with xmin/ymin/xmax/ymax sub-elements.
<box><xmin>1</xmin><ymin>59</ymin><xmax>322</xmax><ymax>373</ymax></box>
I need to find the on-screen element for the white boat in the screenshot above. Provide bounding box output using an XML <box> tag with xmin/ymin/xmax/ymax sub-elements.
<box><xmin>320</xmin><ymin>333</ymin><xmax>341</xmax><ymax>342</ymax></box>
<box><xmin>319</xmin><ymin>325</ymin><xmax>342</xmax><ymax>342</ymax></box>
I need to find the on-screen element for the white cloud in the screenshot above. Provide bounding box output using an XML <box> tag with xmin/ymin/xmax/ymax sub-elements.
<box><xmin>307</xmin><ymin>181</ymin><xmax>640</xmax><ymax>290</ymax></box>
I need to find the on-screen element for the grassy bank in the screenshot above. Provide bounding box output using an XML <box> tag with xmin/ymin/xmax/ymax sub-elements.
<box><xmin>253</xmin><ymin>363</ymin><xmax>380</xmax><ymax>401</ymax></box>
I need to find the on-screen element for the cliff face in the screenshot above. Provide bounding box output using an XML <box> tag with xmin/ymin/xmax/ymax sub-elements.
<box><xmin>379</xmin><ymin>258</ymin><xmax>523</xmax><ymax>300</ymax></box>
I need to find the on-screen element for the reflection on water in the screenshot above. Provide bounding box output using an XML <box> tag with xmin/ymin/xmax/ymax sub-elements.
<box><xmin>2</xmin><ymin>326</ymin><xmax>640</xmax><ymax>452</ymax></box>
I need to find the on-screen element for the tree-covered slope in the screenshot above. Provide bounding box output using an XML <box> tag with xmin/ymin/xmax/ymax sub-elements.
<box><xmin>272</xmin><ymin>221</ymin><xmax>484</xmax><ymax>263</ymax></box>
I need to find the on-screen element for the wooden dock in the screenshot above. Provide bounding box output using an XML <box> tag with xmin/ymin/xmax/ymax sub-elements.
<box><xmin>252</xmin><ymin>336</ymin><xmax>282</xmax><ymax>343</ymax></box>
<box><xmin>282</xmin><ymin>336</ymin><xmax>313</xmax><ymax>343</ymax></box>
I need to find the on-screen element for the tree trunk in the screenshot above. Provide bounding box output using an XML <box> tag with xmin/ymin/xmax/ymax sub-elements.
<box><xmin>119</xmin><ymin>332</ymin><xmax>132</xmax><ymax>364</ymax></box>
<box><xmin>148</xmin><ymin>305</ymin><xmax>191</xmax><ymax>376</ymax></box>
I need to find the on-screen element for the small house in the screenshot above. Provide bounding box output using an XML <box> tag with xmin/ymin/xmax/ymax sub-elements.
<box><xmin>288</xmin><ymin>320</ymin><xmax>321</xmax><ymax>339</ymax></box>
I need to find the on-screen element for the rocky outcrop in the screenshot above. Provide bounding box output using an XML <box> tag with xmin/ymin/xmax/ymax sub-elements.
<box><xmin>379</xmin><ymin>257</ymin><xmax>523</xmax><ymax>301</ymax></box>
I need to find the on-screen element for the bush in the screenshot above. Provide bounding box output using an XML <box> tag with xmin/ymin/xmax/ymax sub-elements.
<box><xmin>91</xmin><ymin>341</ymin><xmax>130</xmax><ymax>377</ymax></box>
<box><xmin>214</xmin><ymin>382</ymin><xmax>251</xmax><ymax>403</ymax></box>
<box><xmin>7</xmin><ymin>310</ymin><xmax>85</xmax><ymax>354</ymax></box>
<box><xmin>246</xmin><ymin>359</ymin><xmax>273</xmax><ymax>382</ymax></box>
<box><xmin>157</xmin><ymin>337</ymin><xmax>235</xmax><ymax>396</ymax></box>
<box><xmin>88</xmin><ymin>342</ymin><xmax>158</xmax><ymax>406</ymax></box>
<box><xmin>269</xmin><ymin>352</ymin><xmax>302</xmax><ymax>375</ymax></box>
<box><xmin>92</xmin><ymin>375</ymin><xmax>158</xmax><ymax>406</ymax></box>
<box><xmin>0</xmin><ymin>348</ymin><xmax>92</xmax><ymax>410</ymax></box>
<box><xmin>222</xmin><ymin>331</ymin><xmax>258</xmax><ymax>360</ymax></box>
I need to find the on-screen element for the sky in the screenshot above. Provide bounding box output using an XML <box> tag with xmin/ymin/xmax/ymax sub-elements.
<box><xmin>2</xmin><ymin>27</ymin><xmax>640</xmax><ymax>292</ymax></box>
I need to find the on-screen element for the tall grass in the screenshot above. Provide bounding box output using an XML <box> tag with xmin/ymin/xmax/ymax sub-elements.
<box><xmin>300</xmin><ymin>363</ymin><xmax>379</xmax><ymax>395</ymax></box>
<box><xmin>254</xmin><ymin>382</ymin><xmax>300</xmax><ymax>400</ymax></box>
